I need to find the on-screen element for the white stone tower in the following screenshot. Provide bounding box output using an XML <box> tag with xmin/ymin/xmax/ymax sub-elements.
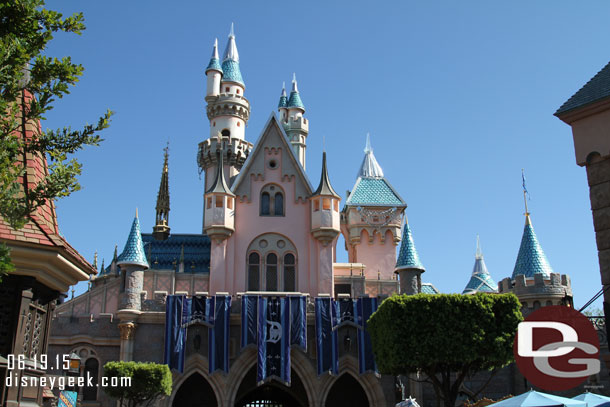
<box><xmin>197</xmin><ymin>24</ymin><xmax>253</xmax><ymax>228</ymax></box>
<box><xmin>278</xmin><ymin>74</ymin><xmax>309</xmax><ymax>169</ymax></box>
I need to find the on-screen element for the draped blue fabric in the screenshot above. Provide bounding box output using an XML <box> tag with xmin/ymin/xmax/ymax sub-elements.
<box><xmin>333</xmin><ymin>297</ymin><xmax>359</xmax><ymax>328</ymax></box>
<box><xmin>357</xmin><ymin>297</ymin><xmax>379</xmax><ymax>374</ymax></box>
<box><xmin>164</xmin><ymin>295</ymin><xmax>187</xmax><ymax>372</ymax></box>
<box><xmin>315</xmin><ymin>297</ymin><xmax>338</xmax><ymax>375</ymax></box>
<box><xmin>188</xmin><ymin>295</ymin><xmax>214</xmax><ymax>327</ymax></box>
<box><xmin>257</xmin><ymin>297</ymin><xmax>291</xmax><ymax>385</ymax></box>
<box><xmin>241</xmin><ymin>295</ymin><xmax>259</xmax><ymax>348</ymax></box>
<box><xmin>290</xmin><ymin>296</ymin><xmax>307</xmax><ymax>349</ymax></box>
<box><xmin>209</xmin><ymin>295</ymin><xmax>231</xmax><ymax>374</ymax></box>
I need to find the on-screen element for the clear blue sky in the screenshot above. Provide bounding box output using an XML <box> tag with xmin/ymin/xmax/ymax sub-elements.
<box><xmin>45</xmin><ymin>1</ymin><xmax>608</xmax><ymax>310</ymax></box>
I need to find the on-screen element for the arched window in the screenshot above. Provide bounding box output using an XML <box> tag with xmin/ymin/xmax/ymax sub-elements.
<box><xmin>247</xmin><ymin>253</ymin><xmax>260</xmax><ymax>291</ymax></box>
<box><xmin>274</xmin><ymin>193</ymin><xmax>284</xmax><ymax>216</ymax></box>
<box><xmin>83</xmin><ymin>358</ymin><xmax>99</xmax><ymax>400</ymax></box>
<box><xmin>261</xmin><ymin>192</ymin><xmax>270</xmax><ymax>215</ymax></box>
<box><xmin>284</xmin><ymin>253</ymin><xmax>296</xmax><ymax>292</ymax></box>
<box><xmin>221</xmin><ymin>129</ymin><xmax>230</xmax><ymax>138</ymax></box>
<box><xmin>266</xmin><ymin>253</ymin><xmax>278</xmax><ymax>291</ymax></box>
<box><xmin>247</xmin><ymin>235</ymin><xmax>297</xmax><ymax>292</ymax></box>
<box><xmin>260</xmin><ymin>184</ymin><xmax>285</xmax><ymax>217</ymax></box>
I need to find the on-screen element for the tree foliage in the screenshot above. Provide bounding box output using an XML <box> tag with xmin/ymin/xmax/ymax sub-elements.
<box><xmin>103</xmin><ymin>361</ymin><xmax>172</xmax><ymax>407</ymax></box>
<box><xmin>0</xmin><ymin>0</ymin><xmax>112</xmax><ymax>230</ymax></box>
<box><xmin>368</xmin><ymin>293</ymin><xmax>523</xmax><ymax>407</ymax></box>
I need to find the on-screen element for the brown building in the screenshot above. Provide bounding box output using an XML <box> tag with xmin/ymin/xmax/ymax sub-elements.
<box><xmin>0</xmin><ymin>90</ymin><xmax>96</xmax><ymax>407</ymax></box>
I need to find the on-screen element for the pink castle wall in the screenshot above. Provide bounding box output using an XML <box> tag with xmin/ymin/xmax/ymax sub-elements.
<box><xmin>354</xmin><ymin>229</ymin><xmax>397</xmax><ymax>280</ymax></box>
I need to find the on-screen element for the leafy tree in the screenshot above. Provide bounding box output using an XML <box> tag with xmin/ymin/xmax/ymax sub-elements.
<box><xmin>0</xmin><ymin>0</ymin><xmax>112</xmax><ymax>230</ymax></box>
<box><xmin>103</xmin><ymin>361</ymin><xmax>172</xmax><ymax>407</ymax></box>
<box><xmin>368</xmin><ymin>293</ymin><xmax>523</xmax><ymax>407</ymax></box>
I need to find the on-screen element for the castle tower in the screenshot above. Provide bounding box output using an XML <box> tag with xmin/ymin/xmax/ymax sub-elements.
<box><xmin>394</xmin><ymin>217</ymin><xmax>425</xmax><ymax>295</ymax></box>
<box><xmin>341</xmin><ymin>135</ymin><xmax>406</xmax><ymax>280</ymax></box>
<box><xmin>282</xmin><ymin>74</ymin><xmax>309</xmax><ymax>168</ymax></box>
<box><xmin>203</xmin><ymin>152</ymin><xmax>235</xmax><ymax>242</ymax></box>
<box><xmin>117</xmin><ymin>210</ymin><xmax>149</xmax><ymax>312</ymax></box>
<box><xmin>498</xmin><ymin>182</ymin><xmax>572</xmax><ymax>312</ymax></box>
<box><xmin>310</xmin><ymin>152</ymin><xmax>341</xmax><ymax>245</ymax></box>
<box><xmin>197</xmin><ymin>25</ymin><xmax>253</xmax><ymax>228</ymax></box>
<box><xmin>152</xmin><ymin>145</ymin><xmax>170</xmax><ymax>240</ymax></box>
<box><xmin>462</xmin><ymin>236</ymin><xmax>497</xmax><ymax>294</ymax></box>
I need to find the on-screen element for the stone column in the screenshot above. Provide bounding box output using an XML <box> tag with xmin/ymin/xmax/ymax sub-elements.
<box><xmin>118</xmin><ymin>322</ymin><xmax>136</xmax><ymax>361</ymax></box>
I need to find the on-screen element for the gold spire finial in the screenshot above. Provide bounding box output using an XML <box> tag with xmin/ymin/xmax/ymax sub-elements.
<box><xmin>521</xmin><ymin>169</ymin><xmax>530</xmax><ymax>221</ymax></box>
<box><xmin>135</xmin><ymin>207</ymin><xmax>138</xmax><ymax>218</ymax></box>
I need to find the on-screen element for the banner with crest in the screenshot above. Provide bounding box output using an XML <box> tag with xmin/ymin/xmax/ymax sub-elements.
<box><xmin>257</xmin><ymin>297</ymin><xmax>291</xmax><ymax>385</ymax></box>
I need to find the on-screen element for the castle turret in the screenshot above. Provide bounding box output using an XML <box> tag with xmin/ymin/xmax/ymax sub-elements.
<box><xmin>462</xmin><ymin>236</ymin><xmax>497</xmax><ymax>294</ymax></box>
<box><xmin>152</xmin><ymin>145</ymin><xmax>170</xmax><ymax>240</ymax></box>
<box><xmin>278</xmin><ymin>82</ymin><xmax>288</xmax><ymax>123</ymax></box>
<box><xmin>197</xmin><ymin>24</ymin><xmax>253</xmax><ymax>228</ymax></box>
<box><xmin>512</xmin><ymin>213</ymin><xmax>553</xmax><ymax>279</ymax></box>
<box><xmin>203</xmin><ymin>152</ymin><xmax>235</xmax><ymax>242</ymax></box>
<box><xmin>394</xmin><ymin>217</ymin><xmax>425</xmax><ymax>295</ymax></box>
<box><xmin>283</xmin><ymin>74</ymin><xmax>309</xmax><ymax>168</ymax></box>
<box><xmin>310</xmin><ymin>152</ymin><xmax>341</xmax><ymax>245</ymax></box>
<box><xmin>205</xmin><ymin>38</ymin><xmax>222</xmax><ymax>98</ymax></box>
<box><xmin>341</xmin><ymin>134</ymin><xmax>406</xmax><ymax>281</ymax></box>
<box><xmin>117</xmin><ymin>210</ymin><xmax>149</xmax><ymax>311</ymax></box>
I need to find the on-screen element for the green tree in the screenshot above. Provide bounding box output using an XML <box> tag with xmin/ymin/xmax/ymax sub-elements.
<box><xmin>0</xmin><ymin>0</ymin><xmax>111</xmax><ymax>281</ymax></box>
<box><xmin>0</xmin><ymin>0</ymin><xmax>112</xmax><ymax>229</ymax></box>
<box><xmin>103</xmin><ymin>361</ymin><xmax>172</xmax><ymax>407</ymax></box>
<box><xmin>368</xmin><ymin>293</ymin><xmax>523</xmax><ymax>407</ymax></box>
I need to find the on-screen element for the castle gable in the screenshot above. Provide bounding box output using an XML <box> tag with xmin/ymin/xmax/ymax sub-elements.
<box><xmin>232</xmin><ymin>113</ymin><xmax>313</xmax><ymax>202</ymax></box>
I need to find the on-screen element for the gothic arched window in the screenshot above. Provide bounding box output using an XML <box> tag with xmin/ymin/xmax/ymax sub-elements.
<box><xmin>83</xmin><ymin>358</ymin><xmax>99</xmax><ymax>400</ymax></box>
<box><xmin>261</xmin><ymin>192</ymin><xmax>270</xmax><ymax>215</ymax></box>
<box><xmin>266</xmin><ymin>253</ymin><xmax>278</xmax><ymax>291</ymax></box>
<box><xmin>246</xmin><ymin>234</ymin><xmax>297</xmax><ymax>292</ymax></box>
<box><xmin>260</xmin><ymin>184</ymin><xmax>285</xmax><ymax>217</ymax></box>
<box><xmin>247</xmin><ymin>252</ymin><xmax>260</xmax><ymax>291</ymax></box>
<box><xmin>284</xmin><ymin>253</ymin><xmax>296</xmax><ymax>292</ymax></box>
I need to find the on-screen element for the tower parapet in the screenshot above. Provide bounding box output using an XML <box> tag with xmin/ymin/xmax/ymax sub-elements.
<box><xmin>498</xmin><ymin>273</ymin><xmax>573</xmax><ymax>315</ymax></box>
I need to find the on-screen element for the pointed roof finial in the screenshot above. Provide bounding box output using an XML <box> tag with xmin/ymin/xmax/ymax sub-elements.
<box><xmin>112</xmin><ymin>244</ymin><xmax>118</xmax><ymax>262</ymax></box>
<box><xmin>135</xmin><ymin>207</ymin><xmax>138</xmax><ymax>219</ymax></box>
<box><xmin>71</xmin><ymin>286</ymin><xmax>75</xmax><ymax>300</ymax></box>
<box><xmin>522</xmin><ymin>169</ymin><xmax>530</xmax><ymax>220</ymax></box>
<box><xmin>223</xmin><ymin>23</ymin><xmax>239</xmax><ymax>62</ymax></box>
<box><xmin>100</xmin><ymin>258</ymin><xmax>105</xmax><ymax>275</ymax></box>
<box><xmin>475</xmin><ymin>235</ymin><xmax>483</xmax><ymax>259</ymax></box>
<box><xmin>313</xmin><ymin>152</ymin><xmax>340</xmax><ymax>197</ymax></box>
<box><xmin>229</xmin><ymin>22</ymin><xmax>235</xmax><ymax>38</ymax></box>
<box><xmin>92</xmin><ymin>251</ymin><xmax>98</xmax><ymax>269</ymax></box>
<box><xmin>221</xmin><ymin>23</ymin><xmax>243</xmax><ymax>85</ymax></box>
<box><xmin>512</xmin><ymin>213</ymin><xmax>553</xmax><ymax>279</ymax></box>
<box><xmin>153</xmin><ymin>144</ymin><xmax>171</xmax><ymax>240</ymax></box>
<box><xmin>292</xmin><ymin>73</ymin><xmax>298</xmax><ymax>92</ymax></box>
<box><xmin>358</xmin><ymin>133</ymin><xmax>384</xmax><ymax>178</ymax></box>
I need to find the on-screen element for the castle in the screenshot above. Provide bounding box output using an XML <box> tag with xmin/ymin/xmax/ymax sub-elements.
<box><xmin>48</xmin><ymin>26</ymin><xmax>583</xmax><ymax>407</ymax></box>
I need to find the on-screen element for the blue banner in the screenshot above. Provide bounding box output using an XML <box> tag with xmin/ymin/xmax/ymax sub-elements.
<box><xmin>333</xmin><ymin>297</ymin><xmax>359</xmax><ymax>329</ymax></box>
<box><xmin>184</xmin><ymin>295</ymin><xmax>214</xmax><ymax>328</ymax></box>
<box><xmin>209</xmin><ymin>295</ymin><xmax>231</xmax><ymax>374</ymax></box>
<box><xmin>315</xmin><ymin>297</ymin><xmax>338</xmax><ymax>375</ymax></box>
<box><xmin>290</xmin><ymin>296</ymin><xmax>307</xmax><ymax>349</ymax></box>
<box><xmin>241</xmin><ymin>295</ymin><xmax>259</xmax><ymax>348</ymax></box>
<box><xmin>164</xmin><ymin>295</ymin><xmax>187</xmax><ymax>372</ymax></box>
<box><xmin>257</xmin><ymin>297</ymin><xmax>291</xmax><ymax>385</ymax></box>
<box><xmin>357</xmin><ymin>297</ymin><xmax>379</xmax><ymax>374</ymax></box>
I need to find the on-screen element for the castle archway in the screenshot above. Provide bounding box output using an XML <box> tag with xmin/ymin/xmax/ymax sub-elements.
<box><xmin>324</xmin><ymin>373</ymin><xmax>369</xmax><ymax>407</ymax></box>
<box><xmin>172</xmin><ymin>372</ymin><xmax>218</xmax><ymax>407</ymax></box>
<box><xmin>233</xmin><ymin>365</ymin><xmax>309</xmax><ymax>407</ymax></box>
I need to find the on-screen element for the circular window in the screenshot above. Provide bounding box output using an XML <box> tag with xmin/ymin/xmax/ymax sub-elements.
<box><xmin>277</xmin><ymin>240</ymin><xmax>286</xmax><ymax>249</ymax></box>
<box><xmin>259</xmin><ymin>240</ymin><xmax>268</xmax><ymax>248</ymax></box>
<box><xmin>268</xmin><ymin>160</ymin><xmax>277</xmax><ymax>169</ymax></box>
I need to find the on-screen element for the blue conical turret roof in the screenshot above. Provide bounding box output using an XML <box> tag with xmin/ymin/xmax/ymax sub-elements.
<box><xmin>205</xmin><ymin>38</ymin><xmax>223</xmax><ymax>74</ymax></box>
<box><xmin>221</xmin><ymin>24</ymin><xmax>244</xmax><ymax>86</ymax></box>
<box><xmin>287</xmin><ymin>73</ymin><xmax>305</xmax><ymax>110</ymax></box>
<box><xmin>117</xmin><ymin>212</ymin><xmax>149</xmax><ymax>269</ymax></box>
<box><xmin>278</xmin><ymin>82</ymin><xmax>287</xmax><ymax>108</ymax></box>
<box><xmin>511</xmin><ymin>215</ymin><xmax>553</xmax><ymax>279</ymax></box>
<box><xmin>463</xmin><ymin>237</ymin><xmax>497</xmax><ymax>294</ymax></box>
<box><xmin>395</xmin><ymin>219</ymin><xmax>425</xmax><ymax>272</ymax></box>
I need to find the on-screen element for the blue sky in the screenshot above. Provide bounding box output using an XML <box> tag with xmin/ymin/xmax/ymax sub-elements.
<box><xmin>44</xmin><ymin>1</ymin><xmax>608</xmax><ymax>310</ymax></box>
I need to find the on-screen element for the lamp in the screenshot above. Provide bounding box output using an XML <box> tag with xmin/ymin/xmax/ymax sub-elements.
<box><xmin>68</xmin><ymin>352</ymin><xmax>81</xmax><ymax>374</ymax></box>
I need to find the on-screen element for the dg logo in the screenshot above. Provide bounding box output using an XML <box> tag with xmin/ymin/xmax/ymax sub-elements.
<box><xmin>514</xmin><ymin>305</ymin><xmax>600</xmax><ymax>391</ymax></box>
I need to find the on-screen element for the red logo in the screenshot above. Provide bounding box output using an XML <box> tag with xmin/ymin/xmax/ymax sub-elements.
<box><xmin>514</xmin><ymin>305</ymin><xmax>600</xmax><ymax>391</ymax></box>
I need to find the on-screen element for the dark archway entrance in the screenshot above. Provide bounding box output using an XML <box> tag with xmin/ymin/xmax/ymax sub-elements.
<box><xmin>234</xmin><ymin>366</ymin><xmax>309</xmax><ymax>407</ymax></box>
<box><xmin>325</xmin><ymin>373</ymin><xmax>369</xmax><ymax>407</ymax></box>
<box><xmin>173</xmin><ymin>373</ymin><xmax>218</xmax><ymax>407</ymax></box>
